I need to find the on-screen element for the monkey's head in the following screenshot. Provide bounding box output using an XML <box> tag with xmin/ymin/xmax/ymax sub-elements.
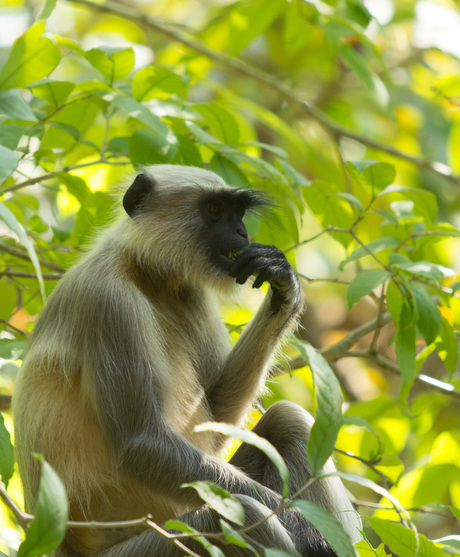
<box><xmin>121</xmin><ymin>165</ymin><xmax>267</xmax><ymax>289</ymax></box>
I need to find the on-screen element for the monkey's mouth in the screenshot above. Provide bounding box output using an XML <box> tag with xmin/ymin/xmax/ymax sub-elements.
<box><xmin>227</xmin><ymin>250</ymin><xmax>240</xmax><ymax>261</ymax></box>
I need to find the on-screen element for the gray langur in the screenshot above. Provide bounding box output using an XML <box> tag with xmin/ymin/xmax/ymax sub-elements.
<box><xmin>13</xmin><ymin>165</ymin><xmax>361</xmax><ymax>556</ymax></box>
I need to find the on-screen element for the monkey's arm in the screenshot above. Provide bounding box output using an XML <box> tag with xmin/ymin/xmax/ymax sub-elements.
<box><xmin>82</xmin><ymin>280</ymin><xmax>284</xmax><ymax>510</ymax></box>
<box><xmin>209</xmin><ymin>243</ymin><xmax>304</xmax><ymax>424</ymax></box>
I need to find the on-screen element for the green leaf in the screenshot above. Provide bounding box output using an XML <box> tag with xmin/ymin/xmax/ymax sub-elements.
<box><xmin>0</xmin><ymin>202</ymin><xmax>46</xmax><ymax>300</ymax></box>
<box><xmin>56</xmin><ymin>173</ymin><xmax>91</xmax><ymax>206</ymax></box>
<box><xmin>0</xmin><ymin>89</ymin><xmax>37</xmax><ymax>121</ymax></box>
<box><xmin>332</xmin><ymin>192</ymin><xmax>363</xmax><ymax>214</ymax></box>
<box><xmin>37</xmin><ymin>0</ymin><xmax>58</xmax><ymax>20</ymax></box>
<box><xmin>378</xmin><ymin>185</ymin><xmax>438</xmax><ymax>223</ymax></box>
<box><xmin>0</xmin><ymin>281</ymin><xmax>17</xmax><ymax>320</ymax></box>
<box><xmin>303</xmin><ymin>181</ymin><xmax>354</xmax><ymax>246</ymax></box>
<box><xmin>108</xmin><ymin>94</ymin><xmax>169</xmax><ymax>136</ymax></box>
<box><xmin>0</xmin><ymin>124</ymin><xmax>23</xmax><ymax>149</ymax></box>
<box><xmin>194</xmin><ymin>422</ymin><xmax>290</xmax><ymax>498</ymax></box>
<box><xmin>293</xmin><ymin>500</ymin><xmax>357</xmax><ymax>557</ymax></box>
<box><xmin>176</xmin><ymin>134</ymin><xmax>203</xmax><ymax>167</ymax></box>
<box><xmin>374</xmin><ymin>456</ymin><xmax>404</xmax><ymax>485</ymax></box>
<box><xmin>337</xmin><ymin>472</ymin><xmax>409</xmax><ymax>520</ymax></box>
<box><xmin>0</xmin><ymin>144</ymin><xmax>20</xmax><ymax>185</ymax></box>
<box><xmin>432</xmin><ymin>535</ymin><xmax>460</xmax><ymax>553</ymax></box>
<box><xmin>129</xmin><ymin>128</ymin><xmax>176</xmax><ymax>166</ymax></box>
<box><xmin>342</xmin><ymin>415</ymin><xmax>384</xmax><ymax>455</ymax></box>
<box><xmin>346</xmin><ymin>161</ymin><xmax>396</xmax><ymax>196</ymax></box>
<box><xmin>0</xmin><ymin>414</ymin><xmax>14</xmax><ymax>488</ymax></box>
<box><xmin>18</xmin><ymin>456</ymin><xmax>69</xmax><ymax>557</ymax></box>
<box><xmin>347</xmin><ymin>269</ymin><xmax>390</xmax><ymax>309</ymax></box>
<box><xmin>294</xmin><ymin>342</ymin><xmax>343</xmax><ymax>475</ymax></box>
<box><xmin>194</xmin><ymin>104</ymin><xmax>240</xmax><ymax>145</ymax></box>
<box><xmin>165</xmin><ymin>520</ymin><xmax>226</xmax><ymax>557</ymax></box>
<box><xmin>436</xmin><ymin>316</ymin><xmax>458</xmax><ymax>374</ymax></box>
<box><xmin>284</xmin><ymin>0</ymin><xmax>314</xmax><ymax>55</ymax></box>
<box><xmin>409</xmin><ymin>283</ymin><xmax>441</xmax><ymax>345</ymax></box>
<box><xmin>448</xmin><ymin>120</ymin><xmax>460</xmax><ymax>174</ymax></box>
<box><xmin>229</xmin><ymin>0</ymin><xmax>284</xmax><ymax>56</ymax></box>
<box><xmin>369</xmin><ymin>518</ymin><xmax>445</xmax><ymax>557</ymax></box>
<box><xmin>186</xmin><ymin>120</ymin><xmax>222</xmax><ymax>145</ymax></box>
<box><xmin>0</xmin><ymin>21</ymin><xmax>61</xmax><ymax>90</ymax></box>
<box><xmin>182</xmin><ymin>481</ymin><xmax>245</xmax><ymax>527</ymax></box>
<box><xmin>132</xmin><ymin>66</ymin><xmax>187</xmax><ymax>101</ymax></box>
<box><xmin>0</xmin><ymin>339</ymin><xmax>27</xmax><ymax>360</ymax></box>
<box><xmin>392</xmin><ymin>259</ymin><xmax>444</xmax><ymax>284</ymax></box>
<box><xmin>30</xmin><ymin>79</ymin><xmax>74</xmax><ymax>107</ymax></box>
<box><xmin>85</xmin><ymin>46</ymin><xmax>134</xmax><ymax>84</ymax></box>
<box><xmin>340</xmin><ymin>46</ymin><xmax>389</xmax><ymax>109</ymax></box>
<box><xmin>209</xmin><ymin>154</ymin><xmax>249</xmax><ymax>186</ymax></box>
<box><xmin>341</xmin><ymin>236</ymin><xmax>400</xmax><ymax>268</ymax></box>
<box><xmin>395</xmin><ymin>298</ymin><xmax>416</xmax><ymax>387</ymax></box>
<box><xmin>219</xmin><ymin>520</ymin><xmax>249</xmax><ymax>548</ymax></box>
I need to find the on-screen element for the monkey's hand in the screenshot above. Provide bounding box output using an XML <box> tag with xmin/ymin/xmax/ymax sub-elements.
<box><xmin>229</xmin><ymin>243</ymin><xmax>303</xmax><ymax>313</ymax></box>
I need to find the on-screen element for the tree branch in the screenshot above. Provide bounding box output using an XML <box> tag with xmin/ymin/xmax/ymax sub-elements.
<box><xmin>66</xmin><ymin>0</ymin><xmax>460</xmax><ymax>187</ymax></box>
<box><xmin>0</xmin><ymin>242</ymin><xmax>66</xmax><ymax>273</ymax></box>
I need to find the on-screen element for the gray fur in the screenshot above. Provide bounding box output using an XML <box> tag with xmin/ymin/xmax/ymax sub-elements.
<box><xmin>13</xmin><ymin>166</ymin><xmax>361</xmax><ymax>556</ymax></box>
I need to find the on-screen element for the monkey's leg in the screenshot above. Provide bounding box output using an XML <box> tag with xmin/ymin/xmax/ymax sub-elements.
<box><xmin>97</xmin><ymin>494</ymin><xmax>300</xmax><ymax>557</ymax></box>
<box><xmin>229</xmin><ymin>400</ymin><xmax>362</xmax><ymax>552</ymax></box>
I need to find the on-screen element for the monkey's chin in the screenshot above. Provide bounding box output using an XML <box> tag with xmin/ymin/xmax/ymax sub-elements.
<box><xmin>214</xmin><ymin>254</ymin><xmax>235</xmax><ymax>274</ymax></box>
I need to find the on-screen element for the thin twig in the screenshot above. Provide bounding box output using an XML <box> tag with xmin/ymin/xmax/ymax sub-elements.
<box><xmin>65</xmin><ymin>0</ymin><xmax>460</xmax><ymax>187</ymax></box>
<box><xmin>0</xmin><ymin>242</ymin><xmax>66</xmax><ymax>273</ymax></box>
<box><xmin>0</xmin><ymin>270</ymin><xmax>62</xmax><ymax>280</ymax></box>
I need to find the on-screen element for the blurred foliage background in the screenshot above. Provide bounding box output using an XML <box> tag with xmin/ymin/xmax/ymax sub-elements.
<box><xmin>0</xmin><ymin>0</ymin><xmax>460</xmax><ymax>555</ymax></box>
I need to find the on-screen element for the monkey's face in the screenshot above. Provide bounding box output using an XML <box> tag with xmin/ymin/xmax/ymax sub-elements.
<box><xmin>199</xmin><ymin>191</ymin><xmax>250</xmax><ymax>275</ymax></box>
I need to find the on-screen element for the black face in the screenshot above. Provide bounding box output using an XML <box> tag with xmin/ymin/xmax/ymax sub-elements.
<box><xmin>199</xmin><ymin>189</ymin><xmax>264</xmax><ymax>273</ymax></box>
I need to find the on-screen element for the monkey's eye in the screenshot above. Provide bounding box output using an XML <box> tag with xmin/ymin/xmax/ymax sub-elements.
<box><xmin>207</xmin><ymin>203</ymin><xmax>222</xmax><ymax>216</ymax></box>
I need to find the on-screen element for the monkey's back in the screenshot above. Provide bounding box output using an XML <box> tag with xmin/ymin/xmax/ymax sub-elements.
<box><xmin>12</xmin><ymin>238</ymin><xmax>219</xmax><ymax>553</ymax></box>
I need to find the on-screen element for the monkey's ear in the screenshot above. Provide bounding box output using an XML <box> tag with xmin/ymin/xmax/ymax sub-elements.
<box><xmin>123</xmin><ymin>174</ymin><xmax>154</xmax><ymax>217</ymax></box>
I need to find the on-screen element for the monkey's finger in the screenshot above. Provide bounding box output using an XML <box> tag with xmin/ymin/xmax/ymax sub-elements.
<box><xmin>252</xmin><ymin>270</ymin><xmax>270</xmax><ymax>289</ymax></box>
<box><xmin>233</xmin><ymin>258</ymin><xmax>269</xmax><ymax>284</ymax></box>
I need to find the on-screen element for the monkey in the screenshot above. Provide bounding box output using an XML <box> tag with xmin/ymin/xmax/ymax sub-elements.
<box><xmin>13</xmin><ymin>165</ymin><xmax>362</xmax><ymax>556</ymax></box>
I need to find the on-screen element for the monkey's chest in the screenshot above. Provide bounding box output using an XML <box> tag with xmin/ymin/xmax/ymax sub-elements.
<box><xmin>160</xmin><ymin>351</ymin><xmax>216</xmax><ymax>453</ymax></box>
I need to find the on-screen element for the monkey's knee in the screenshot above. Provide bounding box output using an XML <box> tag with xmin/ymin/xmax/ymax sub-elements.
<box><xmin>254</xmin><ymin>400</ymin><xmax>314</xmax><ymax>451</ymax></box>
<box><xmin>234</xmin><ymin>494</ymin><xmax>301</xmax><ymax>556</ymax></box>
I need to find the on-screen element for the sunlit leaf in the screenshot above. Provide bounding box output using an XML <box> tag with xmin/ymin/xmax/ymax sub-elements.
<box><xmin>436</xmin><ymin>316</ymin><xmax>458</xmax><ymax>374</ymax></box>
<box><xmin>132</xmin><ymin>66</ymin><xmax>187</xmax><ymax>101</ymax></box>
<box><xmin>30</xmin><ymin>78</ymin><xmax>74</xmax><ymax>107</ymax></box>
<box><xmin>293</xmin><ymin>500</ymin><xmax>357</xmax><ymax>557</ymax></box>
<box><xmin>294</xmin><ymin>341</ymin><xmax>343</xmax><ymax>475</ymax></box>
<box><xmin>0</xmin><ymin>21</ymin><xmax>60</xmax><ymax>89</ymax></box>
<box><xmin>341</xmin><ymin>236</ymin><xmax>400</xmax><ymax>268</ymax></box>
<box><xmin>409</xmin><ymin>282</ymin><xmax>441</xmax><ymax>345</ymax></box>
<box><xmin>347</xmin><ymin>269</ymin><xmax>390</xmax><ymax>309</ymax></box>
<box><xmin>0</xmin><ymin>89</ymin><xmax>37</xmax><ymax>121</ymax></box>
<box><xmin>0</xmin><ymin>144</ymin><xmax>20</xmax><ymax>184</ymax></box>
<box><xmin>194</xmin><ymin>422</ymin><xmax>290</xmax><ymax>498</ymax></box>
<box><xmin>18</xmin><ymin>457</ymin><xmax>69</xmax><ymax>557</ymax></box>
<box><xmin>86</xmin><ymin>46</ymin><xmax>134</xmax><ymax>84</ymax></box>
<box><xmin>378</xmin><ymin>185</ymin><xmax>438</xmax><ymax>223</ymax></box>
<box><xmin>346</xmin><ymin>161</ymin><xmax>396</xmax><ymax>195</ymax></box>
<box><xmin>0</xmin><ymin>414</ymin><xmax>14</xmax><ymax>488</ymax></box>
<box><xmin>129</xmin><ymin>128</ymin><xmax>175</xmax><ymax>166</ymax></box>
<box><xmin>182</xmin><ymin>481</ymin><xmax>245</xmax><ymax>526</ymax></box>
<box><xmin>37</xmin><ymin>0</ymin><xmax>58</xmax><ymax>20</ymax></box>
<box><xmin>0</xmin><ymin>202</ymin><xmax>46</xmax><ymax>300</ymax></box>
<box><xmin>228</xmin><ymin>0</ymin><xmax>284</xmax><ymax>55</ymax></box>
<box><xmin>194</xmin><ymin>104</ymin><xmax>240</xmax><ymax>145</ymax></box>
<box><xmin>369</xmin><ymin>518</ymin><xmax>444</xmax><ymax>557</ymax></box>
<box><xmin>165</xmin><ymin>520</ymin><xmax>225</xmax><ymax>557</ymax></box>
<box><xmin>210</xmin><ymin>154</ymin><xmax>249</xmax><ymax>186</ymax></box>
<box><xmin>108</xmin><ymin>94</ymin><xmax>169</xmax><ymax>136</ymax></box>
